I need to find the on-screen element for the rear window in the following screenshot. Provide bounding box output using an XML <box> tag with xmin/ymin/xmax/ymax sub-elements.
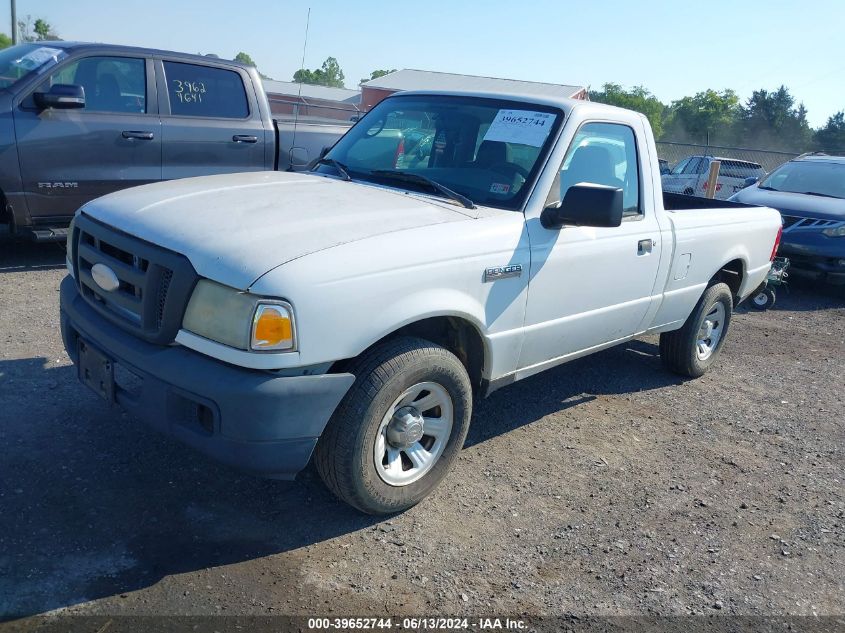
<box><xmin>720</xmin><ymin>160</ymin><xmax>764</xmax><ymax>178</ymax></box>
<box><xmin>163</xmin><ymin>61</ymin><xmax>248</xmax><ymax>118</ymax></box>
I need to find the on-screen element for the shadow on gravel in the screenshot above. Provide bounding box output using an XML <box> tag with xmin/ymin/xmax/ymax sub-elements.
<box><xmin>0</xmin><ymin>339</ymin><xmax>685</xmax><ymax>619</ymax></box>
<box><xmin>0</xmin><ymin>241</ymin><xmax>66</xmax><ymax>274</ymax></box>
<box><xmin>466</xmin><ymin>339</ymin><xmax>684</xmax><ymax>448</ymax></box>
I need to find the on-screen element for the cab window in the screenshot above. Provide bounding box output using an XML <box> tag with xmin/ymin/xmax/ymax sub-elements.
<box><xmin>41</xmin><ymin>56</ymin><xmax>146</xmax><ymax>113</ymax></box>
<box><xmin>163</xmin><ymin>62</ymin><xmax>248</xmax><ymax>119</ymax></box>
<box><xmin>548</xmin><ymin>122</ymin><xmax>641</xmax><ymax>216</ymax></box>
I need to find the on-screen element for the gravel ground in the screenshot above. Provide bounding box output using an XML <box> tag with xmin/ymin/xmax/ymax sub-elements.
<box><xmin>1</xmin><ymin>241</ymin><xmax>843</xmax><ymax>621</ymax></box>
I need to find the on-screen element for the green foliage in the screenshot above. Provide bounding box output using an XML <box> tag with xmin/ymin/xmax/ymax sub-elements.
<box><xmin>17</xmin><ymin>15</ymin><xmax>60</xmax><ymax>42</ymax></box>
<box><xmin>0</xmin><ymin>33</ymin><xmax>12</xmax><ymax>50</ymax></box>
<box><xmin>234</xmin><ymin>51</ymin><xmax>270</xmax><ymax>79</ymax></box>
<box><xmin>589</xmin><ymin>83</ymin><xmax>666</xmax><ymax>138</ymax></box>
<box><xmin>360</xmin><ymin>69</ymin><xmax>396</xmax><ymax>85</ymax></box>
<box><xmin>663</xmin><ymin>89</ymin><xmax>741</xmax><ymax>144</ymax></box>
<box><xmin>736</xmin><ymin>86</ymin><xmax>812</xmax><ymax>151</ymax></box>
<box><xmin>293</xmin><ymin>56</ymin><xmax>345</xmax><ymax>88</ymax></box>
<box><xmin>815</xmin><ymin>112</ymin><xmax>845</xmax><ymax>150</ymax></box>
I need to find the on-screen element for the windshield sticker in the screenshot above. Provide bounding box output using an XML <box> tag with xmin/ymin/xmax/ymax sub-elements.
<box><xmin>15</xmin><ymin>47</ymin><xmax>63</xmax><ymax>71</ymax></box>
<box><xmin>483</xmin><ymin>110</ymin><xmax>557</xmax><ymax>148</ymax></box>
<box><xmin>490</xmin><ymin>183</ymin><xmax>511</xmax><ymax>194</ymax></box>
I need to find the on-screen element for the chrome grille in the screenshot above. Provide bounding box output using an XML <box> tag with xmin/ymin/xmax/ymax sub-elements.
<box><xmin>781</xmin><ymin>215</ymin><xmax>845</xmax><ymax>233</ymax></box>
<box><xmin>72</xmin><ymin>214</ymin><xmax>198</xmax><ymax>345</ymax></box>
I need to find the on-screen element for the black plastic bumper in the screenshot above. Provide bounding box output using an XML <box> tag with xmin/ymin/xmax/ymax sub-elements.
<box><xmin>60</xmin><ymin>276</ymin><xmax>355</xmax><ymax>479</ymax></box>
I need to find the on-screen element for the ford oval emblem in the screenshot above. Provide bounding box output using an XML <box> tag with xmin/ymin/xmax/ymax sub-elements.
<box><xmin>91</xmin><ymin>263</ymin><xmax>120</xmax><ymax>293</ymax></box>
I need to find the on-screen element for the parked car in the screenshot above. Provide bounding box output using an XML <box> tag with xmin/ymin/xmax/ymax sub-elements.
<box><xmin>731</xmin><ymin>153</ymin><xmax>845</xmax><ymax>283</ymax></box>
<box><xmin>0</xmin><ymin>42</ymin><xmax>350</xmax><ymax>241</ymax></box>
<box><xmin>658</xmin><ymin>158</ymin><xmax>670</xmax><ymax>175</ymax></box>
<box><xmin>662</xmin><ymin>155</ymin><xmax>765</xmax><ymax>200</ymax></box>
<box><xmin>60</xmin><ymin>91</ymin><xmax>781</xmax><ymax>514</ymax></box>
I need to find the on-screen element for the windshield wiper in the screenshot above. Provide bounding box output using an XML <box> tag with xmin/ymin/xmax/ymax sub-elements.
<box><xmin>369</xmin><ymin>169</ymin><xmax>476</xmax><ymax>210</ymax></box>
<box><xmin>315</xmin><ymin>157</ymin><xmax>351</xmax><ymax>181</ymax></box>
<box><xmin>757</xmin><ymin>185</ymin><xmax>779</xmax><ymax>191</ymax></box>
<box><xmin>801</xmin><ymin>191</ymin><xmax>842</xmax><ymax>199</ymax></box>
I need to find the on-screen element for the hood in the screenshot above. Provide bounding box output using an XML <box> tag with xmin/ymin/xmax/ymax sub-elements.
<box><xmin>733</xmin><ymin>185</ymin><xmax>845</xmax><ymax>221</ymax></box>
<box><xmin>81</xmin><ymin>171</ymin><xmax>473</xmax><ymax>289</ymax></box>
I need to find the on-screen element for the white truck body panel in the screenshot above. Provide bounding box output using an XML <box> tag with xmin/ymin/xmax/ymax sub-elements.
<box><xmin>73</xmin><ymin>92</ymin><xmax>782</xmax><ymax>382</ymax></box>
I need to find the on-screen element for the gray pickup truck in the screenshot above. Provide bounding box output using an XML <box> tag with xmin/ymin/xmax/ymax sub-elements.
<box><xmin>0</xmin><ymin>42</ymin><xmax>350</xmax><ymax>241</ymax></box>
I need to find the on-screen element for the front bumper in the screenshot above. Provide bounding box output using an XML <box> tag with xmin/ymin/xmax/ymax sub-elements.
<box><xmin>60</xmin><ymin>276</ymin><xmax>355</xmax><ymax>479</ymax></box>
<box><xmin>780</xmin><ymin>241</ymin><xmax>845</xmax><ymax>281</ymax></box>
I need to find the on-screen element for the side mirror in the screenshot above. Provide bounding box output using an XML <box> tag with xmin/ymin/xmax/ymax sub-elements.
<box><xmin>541</xmin><ymin>184</ymin><xmax>624</xmax><ymax>230</ymax></box>
<box><xmin>319</xmin><ymin>146</ymin><xmax>331</xmax><ymax>159</ymax></box>
<box><xmin>34</xmin><ymin>84</ymin><xmax>86</xmax><ymax>110</ymax></box>
<box><xmin>288</xmin><ymin>146</ymin><xmax>309</xmax><ymax>170</ymax></box>
<box><xmin>744</xmin><ymin>176</ymin><xmax>759</xmax><ymax>188</ymax></box>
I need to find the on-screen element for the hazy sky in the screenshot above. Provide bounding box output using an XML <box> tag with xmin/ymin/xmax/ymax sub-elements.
<box><xmin>6</xmin><ymin>0</ymin><xmax>844</xmax><ymax>127</ymax></box>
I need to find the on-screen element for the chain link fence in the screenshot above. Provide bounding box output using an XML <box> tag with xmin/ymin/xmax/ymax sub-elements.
<box><xmin>655</xmin><ymin>141</ymin><xmax>800</xmax><ymax>200</ymax></box>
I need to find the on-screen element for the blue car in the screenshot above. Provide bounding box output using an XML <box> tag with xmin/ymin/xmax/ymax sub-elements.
<box><xmin>730</xmin><ymin>154</ymin><xmax>845</xmax><ymax>283</ymax></box>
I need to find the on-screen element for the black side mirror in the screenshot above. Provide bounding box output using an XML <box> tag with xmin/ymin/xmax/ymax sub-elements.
<box><xmin>744</xmin><ymin>176</ymin><xmax>759</xmax><ymax>188</ymax></box>
<box><xmin>541</xmin><ymin>184</ymin><xmax>624</xmax><ymax>230</ymax></box>
<box><xmin>34</xmin><ymin>84</ymin><xmax>85</xmax><ymax>110</ymax></box>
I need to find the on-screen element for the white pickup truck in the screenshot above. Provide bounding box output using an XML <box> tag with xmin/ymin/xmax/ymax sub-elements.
<box><xmin>60</xmin><ymin>90</ymin><xmax>782</xmax><ymax>514</ymax></box>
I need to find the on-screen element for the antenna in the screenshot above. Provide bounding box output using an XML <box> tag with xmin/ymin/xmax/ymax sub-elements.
<box><xmin>288</xmin><ymin>7</ymin><xmax>310</xmax><ymax>171</ymax></box>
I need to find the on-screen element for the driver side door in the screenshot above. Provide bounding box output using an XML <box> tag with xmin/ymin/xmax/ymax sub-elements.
<box><xmin>13</xmin><ymin>55</ymin><xmax>161</xmax><ymax>223</ymax></box>
<box><xmin>518</xmin><ymin>121</ymin><xmax>664</xmax><ymax>374</ymax></box>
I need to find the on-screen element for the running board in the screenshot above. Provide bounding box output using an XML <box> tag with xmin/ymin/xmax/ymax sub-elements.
<box><xmin>30</xmin><ymin>227</ymin><xmax>69</xmax><ymax>242</ymax></box>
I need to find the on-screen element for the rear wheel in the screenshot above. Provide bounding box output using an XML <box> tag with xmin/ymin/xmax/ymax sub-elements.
<box><xmin>315</xmin><ymin>337</ymin><xmax>472</xmax><ymax>515</ymax></box>
<box><xmin>660</xmin><ymin>282</ymin><xmax>733</xmax><ymax>377</ymax></box>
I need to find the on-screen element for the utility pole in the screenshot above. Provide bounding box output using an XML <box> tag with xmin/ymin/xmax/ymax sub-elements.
<box><xmin>11</xmin><ymin>0</ymin><xmax>17</xmax><ymax>44</ymax></box>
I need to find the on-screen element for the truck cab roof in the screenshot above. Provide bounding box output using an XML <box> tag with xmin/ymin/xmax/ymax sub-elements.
<box><xmin>31</xmin><ymin>41</ymin><xmax>251</xmax><ymax>70</ymax></box>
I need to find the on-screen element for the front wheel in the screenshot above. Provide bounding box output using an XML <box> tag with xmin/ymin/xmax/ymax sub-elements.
<box><xmin>660</xmin><ymin>282</ymin><xmax>733</xmax><ymax>378</ymax></box>
<box><xmin>314</xmin><ymin>337</ymin><xmax>472</xmax><ymax>515</ymax></box>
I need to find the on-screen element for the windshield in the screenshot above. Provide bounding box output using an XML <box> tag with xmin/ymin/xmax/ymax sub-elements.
<box><xmin>318</xmin><ymin>95</ymin><xmax>564</xmax><ymax>210</ymax></box>
<box><xmin>759</xmin><ymin>160</ymin><xmax>845</xmax><ymax>199</ymax></box>
<box><xmin>0</xmin><ymin>43</ymin><xmax>67</xmax><ymax>90</ymax></box>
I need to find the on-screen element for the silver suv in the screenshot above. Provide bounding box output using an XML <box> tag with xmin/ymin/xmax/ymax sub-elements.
<box><xmin>662</xmin><ymin>155</ymin><xmax>766</xmax><ymax>200</ymax></box>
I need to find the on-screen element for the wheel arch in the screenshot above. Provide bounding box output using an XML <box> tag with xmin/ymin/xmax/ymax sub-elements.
<box><xmin>330</xmin><ymin>313</ymin><xmax>488</xmax><ymax>395</ymax></box>
<box><xmin>711</xmin><ymin>257</ymin><xmax>746</xmax><ymax>301</ymax></box>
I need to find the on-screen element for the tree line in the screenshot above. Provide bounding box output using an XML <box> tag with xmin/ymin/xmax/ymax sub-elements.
<box><xmin>590</xmin><ymin>83</ymin><xmax>845</xmax><ymax>152</ymax></box>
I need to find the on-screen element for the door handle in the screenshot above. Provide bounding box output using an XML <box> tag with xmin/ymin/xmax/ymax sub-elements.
<box><xmin>122</xmin><ymin>130</ymin><xmax>154</xmax><ymax>140</ymax></box>
<box><xmin>637</xmin><ymin>239</ymin><xmax>654</xmax><ymax>255</ymax></box>
<box><xmin>232</xmin><ymin>135</ymin><xmax>258</xmax><ymax>143</ymax></box>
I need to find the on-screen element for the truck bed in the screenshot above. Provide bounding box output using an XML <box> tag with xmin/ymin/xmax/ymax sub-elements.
<box><xmin>663</xmin><ymin>191</ymin><xmax>759</xmax><ymax>211</ymax></box>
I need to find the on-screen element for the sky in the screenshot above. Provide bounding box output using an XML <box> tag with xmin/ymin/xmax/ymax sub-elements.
<box><xmin>5</xmin><ymin>0</ymin><xmax>844</xmax><ymax>127</ymax></box>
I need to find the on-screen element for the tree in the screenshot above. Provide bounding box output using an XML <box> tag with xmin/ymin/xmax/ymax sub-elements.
<box><xmin>360</xmin><ymin>68</ymin><xmax>396</xmax><ymax>85</ymax></box>
<box><xmin>233</xmin><ymin>51</ymin><xmax>270</xmax><ymax>79</ymax></box>
<box><xmin>737</xmin><ymin>86</ymin><xmax>812</xmax><ymax>151</ymax></box>
<box><xmin>815</xmin><ymin>112</ymin><xmax>845</xmax><ymax>151</ymax></box>
<box><xmin>293</xmin><ymin>56</ymin><xmax>345</xmax><ymax>88</ymax></box>
<box><xmin>663</xmin><ymin>89</ymin><xmax>741</xmax><ymax>144</ymax></box>
<box><xmin>0</xmin><ymin>33</ymin><xmax>12</xmax><ymax>50</ymax></box>
<box><xmin>17</xmin><ymin>15</ymin><xmax>60</xmax><ymax>42</ymax></box>
<box><xmin>589</xmin><ymin>83</ymin><xmax>666</xmax><ymax>138</ymax></box>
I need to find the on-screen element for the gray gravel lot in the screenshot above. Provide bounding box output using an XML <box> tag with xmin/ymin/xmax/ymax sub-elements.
<box><xmin>1</xmin><ymin>241</ymin><xmax>843</xmax><ymax>621</ymax></box>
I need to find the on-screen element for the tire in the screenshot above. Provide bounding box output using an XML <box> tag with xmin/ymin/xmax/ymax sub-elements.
<box><xmin>659</xmin><ymin>282</ymin><xmax>733</xmax><ymax>378</ymax></box>
<box><xmin>315</xmin><ymin>336</ymin><xmax>472</xmax><ymax>515</ymax></box>
<box><xmin>683</xmin><ymin>187</ymin><xmax>694</xmax><ymax>196</ymax></box>
<box><xmin>750</xmin><ymin>286</ymin><xmax>775</xmax><ymax>311</ymax></box>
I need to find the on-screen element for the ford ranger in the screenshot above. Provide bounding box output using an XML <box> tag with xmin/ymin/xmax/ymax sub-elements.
<box><xmin>0</xmin><ymin>42</ymin><xmax>350</xmax><ymax>241</ymax></box>
<box><xmin>60</xmin><ymin>90</ymin><xmax>782</xmax><ymax>514</ymax></box>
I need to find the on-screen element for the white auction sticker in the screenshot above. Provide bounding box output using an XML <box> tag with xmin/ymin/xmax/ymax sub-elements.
<box><xmin>483</xmin><ymin>110</ymin><xmax>557</xmax><ymax>147</ymax></box>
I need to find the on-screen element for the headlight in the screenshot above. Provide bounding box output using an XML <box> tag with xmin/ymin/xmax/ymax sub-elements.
<box><xmin>822</xmin><ymin>225</ymin><xmax>845</xmax><ymax>237</ymax></box>
<box><xmin>182</xmin><ymin>280</ymin><xmax>297</xmax><ymax>352</ymax></box>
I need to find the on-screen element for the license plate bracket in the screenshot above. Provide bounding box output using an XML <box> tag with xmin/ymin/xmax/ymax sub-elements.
<box><xmin>77</xmin><ymin>338</ymin><xmax>115</xmax><ymax>403</ymax></box>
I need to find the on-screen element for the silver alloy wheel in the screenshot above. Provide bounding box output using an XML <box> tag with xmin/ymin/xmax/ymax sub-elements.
<box><xmin>696</xmin><ymin>301</ymin><xmax>726</xmax><ymax>360</ymax></box>
<box><xmin>374</xmin><ymin>381</ymin><xmax>454</xmax><ymax>487</ymax></box>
